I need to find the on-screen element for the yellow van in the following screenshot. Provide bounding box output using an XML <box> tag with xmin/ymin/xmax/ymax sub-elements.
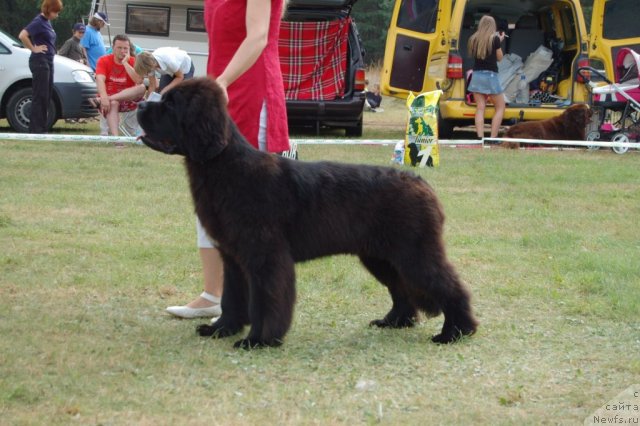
<box><xmin>381</xmin><ymin>0</ymin><xmax>640</xmax><ymax>138</ymax></box>
<box><xmin>587</xmin><ymin>0</ymin><xmax>640</xmax><ymax>81</ymax></box>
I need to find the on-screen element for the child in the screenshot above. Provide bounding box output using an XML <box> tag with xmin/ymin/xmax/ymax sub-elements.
<box><xmin>365</xmin><ymin>82</ymin><xmax>383</xmax><ymax>112</ymax></box>
<box><xmin>58</xmin><ymin>23</ymin><xmax>87</xmax><ymax>65</ymax></box>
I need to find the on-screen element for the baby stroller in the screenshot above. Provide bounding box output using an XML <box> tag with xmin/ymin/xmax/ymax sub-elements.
<box><xmin>578</xmin><ymin>47</ymin><xmax>640</xmax><ymax>154</ymax></box>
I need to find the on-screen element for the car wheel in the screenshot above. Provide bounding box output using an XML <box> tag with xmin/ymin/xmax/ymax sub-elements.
<box><xmin>345</xmin><ymin>119</ymin><xmax>363</xmax><ymax>137</ymax></box>
<box><xmin>6</xmin><ymin>87</ymin><xmax>58</xmax><ymax>133</ymax></box>
<box><xmin>438</xmin><ymin>114</ymin><xmax>454</xmax><ymax>139</ymax></box>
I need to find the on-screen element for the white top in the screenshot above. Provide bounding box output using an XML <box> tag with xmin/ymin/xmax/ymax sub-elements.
<box><xmin>152</xmin><ymin>47</ymin><xmax>192</xmax><ymax>76</ymax></box>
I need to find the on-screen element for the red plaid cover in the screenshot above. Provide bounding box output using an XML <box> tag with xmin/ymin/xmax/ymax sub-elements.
<box><xmin>279</xmin><ymin>17</ymin><xmax>350</xmax><ymax>101</ymax></box>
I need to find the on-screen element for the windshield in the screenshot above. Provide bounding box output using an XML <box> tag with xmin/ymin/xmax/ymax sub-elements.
<box><xmin>0</xmin><ymin>28</ymin><xmax>23</xmax><ymax>47</ymax></box>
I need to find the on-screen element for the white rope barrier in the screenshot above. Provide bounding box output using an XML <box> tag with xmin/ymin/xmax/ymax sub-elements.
<box><xmin>0</xmin><ymin>134</ymin><xmax>481</xmax><ymax>146</ymax></box>
<box><xmin>485</xmin><ymin>137</ymin><xmax>640</xmax><ymax>149</ymax></box>
<box><xmin>291</xmin><ymin>139</ymin><xmax>484</xmax><ymax>146</ymax></box>
<box><xmin>0</xmin><ymin>132</ymin><xmax>136</xmax><ymax>144</ymax></box>
<box><xmin>0</xmin><ymin>133</ymin><xmax>637</xmax><ymax>150</ymax></box>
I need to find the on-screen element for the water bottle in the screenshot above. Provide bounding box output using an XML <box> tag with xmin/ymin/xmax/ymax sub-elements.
<box><xmin>392</xmin><ymin>141</ymin><xmax>405</xmax><ymax>164</ymax></box>
<box><xmin>516</xmin><ymin>74</ymin><xmax>529</xmax><ymax>104</ymax></box>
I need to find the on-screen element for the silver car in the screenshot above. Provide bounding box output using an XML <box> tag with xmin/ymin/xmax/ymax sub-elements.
<box><xmin>0</xmin><ymin>27</ymin><xmax>98</xmax><ymax>132</ymax></box>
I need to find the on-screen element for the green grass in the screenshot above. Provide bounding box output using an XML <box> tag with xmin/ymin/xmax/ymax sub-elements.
<box><xmin>1</xmin><ymin>126</ymin><xmax>639</xmax><ymax>424</ymax></box>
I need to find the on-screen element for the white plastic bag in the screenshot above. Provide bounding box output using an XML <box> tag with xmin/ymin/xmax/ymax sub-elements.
<box><xmin>522</xmin><ymin>45</ymin><xmax>554</xmax><ymax>83</ymax></box>
<box><xmin>498</xmin><ymin>53</ymin><xmax>523</xmax><ymax>89</ymax></box>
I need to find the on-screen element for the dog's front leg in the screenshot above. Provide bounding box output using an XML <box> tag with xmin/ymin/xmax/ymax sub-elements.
<box><xmin>233</xmin><ymin>252</ymin><xmax>296</xmax><ymax>349</ymax></box>
<box><xmin>196</xmin><ymin>255</ymin><xmax>249</xmax><ymax>338</ymax></box>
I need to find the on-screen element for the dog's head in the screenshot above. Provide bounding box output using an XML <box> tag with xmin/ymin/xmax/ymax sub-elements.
<box><xmin>564</xmin><ymin>103</ymin><xmax>592</xmax><ymax>126</ymax></box>
<box><xmin>563</xmin><ymin>103</ymin><xmax>592</xmax><ymax>139</ymax></box>
<box><xmin>137</xmin><ymin>77</ymin><xmax>231</xmax><ymax>162</ymax></box>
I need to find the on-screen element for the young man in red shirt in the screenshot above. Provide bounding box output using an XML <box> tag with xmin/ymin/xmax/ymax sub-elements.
<box><xmin>93</xmin><ymin>34</ymin><xmax>146</xmax><ymax>137</ymax></box>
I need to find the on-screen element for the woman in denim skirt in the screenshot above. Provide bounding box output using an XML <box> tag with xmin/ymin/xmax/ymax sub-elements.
<box><xmin>467</xmin><ymin>15</ymin><xmax>506</xmax><ymax>139</ymax></box>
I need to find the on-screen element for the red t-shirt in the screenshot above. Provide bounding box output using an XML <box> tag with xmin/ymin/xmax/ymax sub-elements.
<box><xmin>95</xmin><ymin>54</ymin><xmax>137</xmax><ymax>96</ymax></box>
<box><xmin>95</xmin><ymin>54</ymin><xmax>138</xmax><ymax>111</ymax></box>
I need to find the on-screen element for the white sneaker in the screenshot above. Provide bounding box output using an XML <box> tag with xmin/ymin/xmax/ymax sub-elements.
<box><xmin>166</xmin><ymin>292</ymin><xmax>222</xmax><ymax>318</ymax></box>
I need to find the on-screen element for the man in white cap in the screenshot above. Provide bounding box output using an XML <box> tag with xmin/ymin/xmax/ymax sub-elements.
<box><xmin>81</xmin><ymin>12</ymin><xmax>109</xmax><ymax>71</ymax></box>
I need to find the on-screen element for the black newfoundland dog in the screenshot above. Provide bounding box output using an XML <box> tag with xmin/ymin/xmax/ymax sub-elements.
<box><xmin>137</xmin><ymin>78</ymin><xmax>478</xmax><ymax>349</ymax></box>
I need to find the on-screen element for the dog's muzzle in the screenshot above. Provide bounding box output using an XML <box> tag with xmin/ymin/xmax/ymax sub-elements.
<box><xmin>137</xmin><ymin>101</ymin><xmax>186</xmax><ymax>156</ymax></box>
<box><xmin>138</xmin><ymin>135</ymin><xmax>185</xmax><ymax>156</ymax></box>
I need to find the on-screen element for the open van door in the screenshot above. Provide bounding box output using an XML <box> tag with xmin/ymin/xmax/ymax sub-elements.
<box><xmin>381</xmin><ymin>0</ymin><xmax>453</xmax><ymax>97</ymax></box>
<box><xmin>588</xmin><ymin>0</ymin><xmax>640</xmax><ymax>80</ymax></box>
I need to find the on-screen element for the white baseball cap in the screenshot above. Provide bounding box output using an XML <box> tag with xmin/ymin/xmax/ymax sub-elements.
<box><xmin>93</xmin><ymin>12</ymin><xmax>110</xmax><ymax>25</ymax></box>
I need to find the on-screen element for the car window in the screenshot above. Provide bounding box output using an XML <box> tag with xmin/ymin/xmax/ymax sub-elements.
<box><xmin>559</xmin><ymin>4</ymin><xmax>577</xmax><ymax>47</ymax></box>
<box><xmin>0</xmin><ymin>29</ymin><xmax>23</xmax><ymax>47</ymax></box>
<box><xmin>603</xmin><ymin>0</ymin><xmax>640</xmax><ymax>40</ymax></box>
<box><xmin>588</xmin><ymin>57</ymin><xmax>607</xmax><ymax>82</ymax></box>
<box><xmin>396</xmin><ymin>0</ymin><xmax>439</xmax><ymax>33</ymax></box>
<box><xmin>0</xmin><ymin>42</ymin><xmax>9</xmax><ymax>54</ymax></box>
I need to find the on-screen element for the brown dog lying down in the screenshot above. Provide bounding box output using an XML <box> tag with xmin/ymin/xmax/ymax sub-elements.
<box><xmin>137</xmin><ymin>78</ymin><xmax>478</xmax><ymax>349</ymax></box>
<box><xmin>503</xmin><ymin>104</ymin><xmax>592</xmax><ymax>148</ymax></box>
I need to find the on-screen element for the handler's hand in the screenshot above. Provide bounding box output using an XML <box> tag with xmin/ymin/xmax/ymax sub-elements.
<box><xmin>33</xmin><ymin>44</ymin><xmax>48</xmax><ymax>54</ymax></box>
<box><xmin>215</xmin><ymin>78</ymin><xmax>230</xmax><ymax>105</ymax></box>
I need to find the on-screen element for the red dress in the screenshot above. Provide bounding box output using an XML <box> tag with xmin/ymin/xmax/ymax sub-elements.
<box><xmin>204</xmin><ymin>0</ymin><xmax>290</xmax><ymax>153</ymax></box>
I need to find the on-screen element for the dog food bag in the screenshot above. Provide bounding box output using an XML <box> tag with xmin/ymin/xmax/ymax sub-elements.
<box><xmin>404</xmin><ymin>90</ymin><xmax>443</xmax><ymax>167</ymax></box>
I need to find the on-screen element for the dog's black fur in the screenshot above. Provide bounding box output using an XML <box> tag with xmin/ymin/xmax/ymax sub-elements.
<box><xmin>137</xmin><ymin>78</ymin><xmax>478</xmax><ymax>349</ymax></box>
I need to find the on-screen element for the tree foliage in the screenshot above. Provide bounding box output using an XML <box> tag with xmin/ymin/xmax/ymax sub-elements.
<box><xmin>351</xmin><ymin>0</ymin><xmax>394</xmax><ymax>66</ymax></box>
<box><xmin>0</xmin><ymin>0</ymin><xmax>91</xmax><ymax>47</ymax></box>
<box><xmin>0</xmin><ymin>0</ymin><xmax>593</xmax><ymax>61</ymax></box>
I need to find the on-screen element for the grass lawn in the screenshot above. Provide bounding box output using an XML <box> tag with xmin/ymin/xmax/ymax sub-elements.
<box><xmin>1</xmin><ymin>135</ymin><xmax>638</xmax><ymax>424</ymax></box>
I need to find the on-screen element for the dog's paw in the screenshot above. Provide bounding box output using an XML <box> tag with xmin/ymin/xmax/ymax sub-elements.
<box><xmin>369</xmin><ymin>316</ymin><xmax>416</xmax><ymax>328</ymax></box>
<box><xmin>431</xmin><ymin>326</ymin><xmax>476</xmax><ymax>344</ymax></box>
<box><xmin>196</xmin><ymin>323</ymin><xmax>242</xmax><ymax>338</ymax></box>
<box><xmin>233</xmin><ymin>338</ymin><xmax>283</xmax><ymax>350</ymax></box>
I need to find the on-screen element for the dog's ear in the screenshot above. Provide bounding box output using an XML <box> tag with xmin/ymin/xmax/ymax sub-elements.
<box><xmin>566</xmin><ymin>105</ymin><xmax>580</xmax><ymax>121</ymax></box>
<box><xmin>177</xmin><ymin>78</ymin><xmax>230</xmax><ymax>163</ymax></box>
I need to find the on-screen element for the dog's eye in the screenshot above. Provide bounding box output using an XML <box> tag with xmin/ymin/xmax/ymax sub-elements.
<box><xmin>162</xmin><ymin>99</ymin><xmax>175</xmax><ymax>111</ymax></box>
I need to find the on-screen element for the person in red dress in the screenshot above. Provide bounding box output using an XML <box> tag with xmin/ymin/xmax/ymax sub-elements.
<box><xmin>166</xmin><ymin>0</ymin><xmax>291</xmax><ymax>318</ymax></box>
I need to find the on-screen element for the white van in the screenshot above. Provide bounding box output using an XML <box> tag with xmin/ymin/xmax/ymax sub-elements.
<box><xmin>0</xmin><ymin>27</ymin><xmax>98</xmax><ymax>133</ymax></box>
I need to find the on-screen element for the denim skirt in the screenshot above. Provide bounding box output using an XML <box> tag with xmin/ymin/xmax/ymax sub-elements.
<box><xmin>468</xmin><ymin>70</ymin><xmax>503</xmax><ymax>95</ymax></box>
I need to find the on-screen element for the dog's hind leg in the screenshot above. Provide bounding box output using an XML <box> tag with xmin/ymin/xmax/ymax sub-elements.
<box><xmin>233</xmin><ymin>251</ymin><xmax>296</xmax><ymax>349</ymax></box>
<box><xmin>399</xmin><ymin>254</ymin><xmax>478</xmax><ymax>344</ymax></box>
<box><xmin>197</xmin><ymin>255</ymin><xmax>249</xmax><ymax>338</ymax></box>
<box><xmin>429</xmin><ymin>263</ymin><xmax>478</xmax><ymax>344</ymax></box>
<box><xmin>360</xmin><ymin>256</ymin><xmax>418</xmax><ymax>328</ymax></box>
